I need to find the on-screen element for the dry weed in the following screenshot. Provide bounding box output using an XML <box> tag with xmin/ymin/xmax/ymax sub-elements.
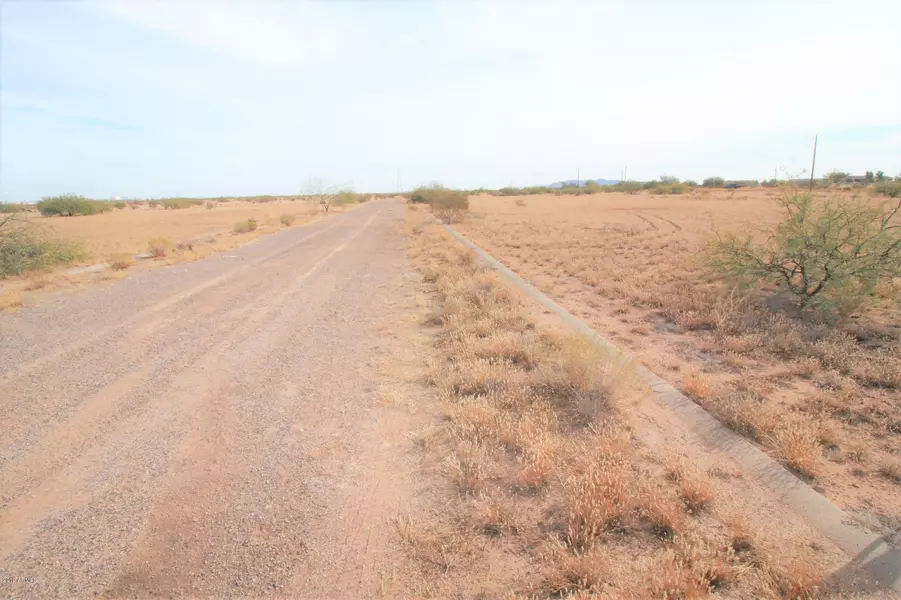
<box><xmin>108</xmin><ymin>252</ymin><xmax>135</xmax><ymax>270</ymax></box>
<box><xmin>668</xmin><ymin>458</ymin><xmax>716</xmax><ymax>514</ymax></box>
<box><xmin>683</xmin><ymin>372</ymin><xmax>715</xmax><ymax>401</ymax></box>
<box><xmin>445</xmin><ymin>439</ymin><xmax>494</xmax><ymax>495</ymax></box>
<box><xmin>878</xmin><ymin>459</ymin><xmax>901</xmax><ymax>484</ymax></box>
<box><xmin>566</xmin><ymin>461</ymin><xmax>629</xmax><ymax>549</ymax></box>
<box><xmin>394</xmin><ymin>514</ymin><xmax>470</xmax><ymax>574</ymax></box>
<box><xmin>542</xmin><ymin>543</ymin><xmax>611</xmax><ymax>596</ymax></box>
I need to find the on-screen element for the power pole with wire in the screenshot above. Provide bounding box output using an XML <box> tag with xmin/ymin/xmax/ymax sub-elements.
<box><xmin>809</xmin><ymin>134</ymin><xmax>818</xmax><ymax>192</ymax></box>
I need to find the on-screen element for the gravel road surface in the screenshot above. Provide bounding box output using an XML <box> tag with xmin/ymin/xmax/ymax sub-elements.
<box><xmin>0</xmin><ymin>199</ymin><xmax>419</xmax><ymax>598</ymax></box>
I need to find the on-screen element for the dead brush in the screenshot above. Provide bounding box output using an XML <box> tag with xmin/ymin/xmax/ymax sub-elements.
<box><xmin>108</xmin><ymin>252</ymin><xmax>135</xmax><ymax>270</ymax></box>
<box><xmin>706</xmin><ymin>391</ymin><xmax>780</xmax><ymax>442</ymax></box>
<box><xmin>445</xmin><ymin>439</ymin><xmax>494</xmax><ymax>495</ymax></box>
<box><xmin>495</xmin><ymin>400</ymin><xmax>557</xmax><ymax>452</ymax></box>
<box><xmin>531</xmin><ymin>335</ymin><xmax>627</xmax><ymax>422</ymax></box>
<box><xmin>653</xmin><ymin>534</ymin><xmax>735</xmax><ymax>598</ymax></box>
<box><xmin>634</xmin><ymin>483</ymin><xmax>687</xmax><ymax>540</ymax></box>
<box><xmin>748</xmin><ymin>546</ymin><xmax>823</xmax><ymax>600</ymax></box>
<box><xmin>541</xmin><ymin>542</ymin><xmax>612</xmax><ymax>596</ymax></box>
<box><xmin>444</xmin><ymin>358</ymin><xmax>519</xmax><ymax>396</ymax></box>
<box><xmin>470</xmin><ymin>493</ymin><xmax>520</xmax><ymax>536</ymax></box>
<box><xmin>515</xmin><ymin>434</ymin><xmax>558</xmax><ymax>491</ymax></box>
<box><xmin>667</xmin><ymin>458</ymin><xmax>716</xmax><ymax>514</ymax></box>
<box><xmin>765</xmin><ymin>419</ymin><xmax>823</xmax><ymax>480</ymax></box>
<box><xmin>878</xmin><ymin>458</ymin><xmax>901</xmax><ymax>484</ymax></box>
<box><xmin>394</xmin><ymin>514</ymin><xmax>470</xmax><ymax>574</ymax></box>
<box><xmin>683</xmin><ymin>371</ymin><xmax>715</xmax><ymax>401</ymax></box>
<box><xmin>566</xmin><ymin>460</ymin><xmax>630</xmax><ymax>549</ymax></box>
<box><xmin>445</xmin><ymin>400</ymin><xmax>501</xmax><ymax>442</ymax></box>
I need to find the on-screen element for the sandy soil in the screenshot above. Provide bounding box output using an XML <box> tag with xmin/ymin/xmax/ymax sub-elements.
<box><xmin>0</xmin><ymin>199</ymin><xmax>433</xmax><ymax>598</ymax></box>
<box><xmin>20</xmin><ymin>199</ymin><xmax>350</xmax><ymax>260</ymax></box>
<box><xmin>455</xmin><ymin>190</ymin><xmax>901</xmax><ymax>544</ymax></box>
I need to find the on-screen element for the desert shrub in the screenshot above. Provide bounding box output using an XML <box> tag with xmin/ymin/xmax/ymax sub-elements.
<box><xmin>706</xmin><ymin>192</ymin><xmax>901</xmax><ymax>313</ymax></box>
<box><xmin>0</xmin><ymin>215</ymin><xmax>83</xmax><ymax>277</ymax></box>
<box><xmin>411</xmin><ymin>186</ymin><xmax>470</xmax><ymax>223</ymax></box>
<box><xmin>873</xmin><ymin>181</ymin><xmax>901</xmax><ymax>198</ymax></box>
<box><xmin>280</xmin><ymin>213</ymin><xmax>296</xmax><ymax>226</ymax></box>
<box><xmin>642</xmin><ymin>180</ymin><xmax>659</xmax><ymax>190</ymax></box>
<box><xmin>683</xmin><ymin>180</ymin><xmax>698</xmax><ymax>187</ymax></box>
<box><xmin>659</xmin><ymin>175</ymin><xmax>680</xmax><ymax>185</ymax></box>
<box><xmin>652</xmin><ymin>183</ymin><xmax>689</xmax><ymax>195</ymax></box>
<box><xmin>37</xmin><ymin>194</ymin><xmax>109</xmax><ymax>216</ymax></box>
<box><xmin>616</xmin><ymin>181</ymin><xmax>643</xmax><ymax>194</ymax></box>
<box><xmin>334</xmin><ymin>190</ymin><xmax>360</xmax><ymax>205</ymax></box>
<box><xmin>161</xmin><ymin>198</ymin><xmax>202</xmax><ymax>210</ymax></box>
<box><xmin>233</xmin><ymin>219</ymin><xmax>259</xmax><ymax>234</ymax></box>
<box><xmin>496</xmin><ymin>187</ymin><xmax>523</xmax><ymax>196</ymax></box>
<box><xmin>524</xmin><ymin>186</ymin><xmax>552</xmax><ymax>195</ymax></box>
<box><xmin>0</xmin><ymin>203</ymin><xmax>27</xmax><ymax>213</ymax></box>
<box><xmin>147</xmin><ymin>237</ymin><xmax>174</xmax><ymax>258</ymax></box>
<box><xmin>703</xmin><ymin>177</ymin><xmax>725</xmax><ymax>188</ymax></box>
<box><xmin>113</xmin><ymin>201</ymin><xmax>126</xmax><ymax>210</ymax></box>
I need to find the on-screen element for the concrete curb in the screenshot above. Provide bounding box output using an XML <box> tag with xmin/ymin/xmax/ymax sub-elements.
<box><xmin>440</xmin><ymin>223</ymin><xmax>901</xmax><ymax>592</ymax></box>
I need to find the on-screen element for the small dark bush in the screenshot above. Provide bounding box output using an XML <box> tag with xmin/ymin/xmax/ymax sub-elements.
<box><xmin>873</xmin><ymin>181</ymin><xmax>901</xmax><ymax>198</ymax></box>
<box><xmin>703</xmin><ymin>177</ymin><xmax>725</xmax><ymax>188</ymax></box>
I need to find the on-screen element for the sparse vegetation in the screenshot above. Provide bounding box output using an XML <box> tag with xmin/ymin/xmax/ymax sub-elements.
<box><xmin>703</xmin><ymin>177</ymin><xmax>726</xmax><ymax>188</ymax></box>
<box><xmin>280</xmin><ymin>213</ymin><xmax>296</xmax><ymax>226</ymax></box>
<box><xmin>405</xmin><ymin>207</ymin><xmax>839</xmax><ymax>598</ymax></box>
<box><xmin>452</xmin><ymin>189</ymin><xmax>901</xmax><ymax>551</ymax></box>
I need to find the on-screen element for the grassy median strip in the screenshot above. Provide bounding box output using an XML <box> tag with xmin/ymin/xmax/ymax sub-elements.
<box><xmin>403</xmin><ymin>208</ymin><xmax>837</xmax><ymax>599</ymax></box>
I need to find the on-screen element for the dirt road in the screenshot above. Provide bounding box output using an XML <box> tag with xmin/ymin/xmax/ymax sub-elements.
<box><xmin>0</xmin><ymin>199</ymin><xmax>424</xmax><ymax>598</ymax></box>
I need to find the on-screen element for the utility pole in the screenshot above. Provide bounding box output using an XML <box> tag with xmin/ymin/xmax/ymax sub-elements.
<box><xmin>809</xmin><ymin>134</ymin><xmax>818</xmax><ymax>192</ymax></box>
<box><xmin>624</xmin><ymin>167</ymin><xmax>627</xmax><ymax>181</ymax></box>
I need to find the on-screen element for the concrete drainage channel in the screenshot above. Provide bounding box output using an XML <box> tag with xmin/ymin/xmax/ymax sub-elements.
<box><xmin>440</xmin><ymin>222</ymin><xmax>901</xmax><ymax>592</ymax></box>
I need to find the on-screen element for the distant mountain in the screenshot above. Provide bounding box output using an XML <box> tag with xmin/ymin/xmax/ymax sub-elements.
<box><xmin>549</xmin><ymin>178</ymin><xmax>620</xmax><ymax>188</ymax></box>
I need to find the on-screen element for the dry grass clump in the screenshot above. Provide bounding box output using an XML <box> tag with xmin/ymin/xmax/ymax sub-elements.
<box><xmin>542</xmin><ymin>543</ymin><xmax>612</xmax><ymax>596</ymax></box>
<box><xmin>653</xmin><ymin>535</ymin><xmax>735</xmax><ymax>598</ymax></box>
<box><xmin>108</xmin><ymin>252</ymin><xmax>135</xmax><ymax>270</ymax></box>
<box><xmin>878</xmin><ymin>459</ymin><xmax>901</xmax><ymax>484</ymax></box>
<box><xmin>147</xmin><ymin>236</ymin><xmax>173</xmax><ymax>258</ymax></box>
<box><xmin>684</xmin><ymin>371</ymin><xmax>715</xmax><ymax>401</ymax></box>
<box><xmin>566</xmin><ymin>460</ymin><xmax>630</xmax><ymax>548</ymax></box>
<box><xmin>667</xmin><ymin>458</ymin><xmax>716</xmax><ymax>514</ymax></box>
<box><xmin>394</xmin><ymin>513</ymin><xmax>472</xmax><ymax>574</ymax></box>
<box><xmin>232</xmin><ymin>218</ymin><xmax>259</xmax><ymax>234</ymax></box>
<box><xmin>405</xmin><ymin>208</ymin><xmax>834</xmax><ymax>599</ymax></box>
<box><xmin>279</xmin><ymin>213</ymin><xmax>296</xmax><ymax>227</ymax></box>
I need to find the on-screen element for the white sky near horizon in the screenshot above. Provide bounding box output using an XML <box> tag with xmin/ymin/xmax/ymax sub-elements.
<box><xmin>1</xmin><ymin>0</ymin><xmax>900</xmax><ymax>202</ymax></box>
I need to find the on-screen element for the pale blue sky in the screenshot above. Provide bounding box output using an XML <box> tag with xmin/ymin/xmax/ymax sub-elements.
<box><xmin>1</xmin><ymin>1</ymin><xmax>900</xmax><ymax>202</ymax></box>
